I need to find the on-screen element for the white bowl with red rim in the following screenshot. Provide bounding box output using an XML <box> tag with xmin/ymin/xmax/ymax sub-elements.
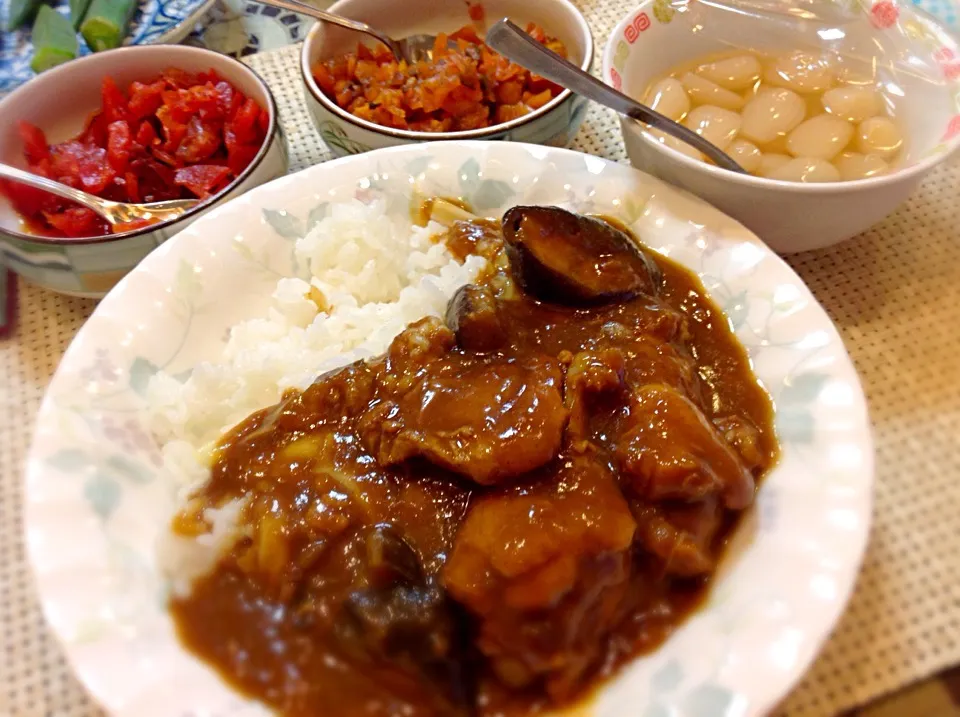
<box><xmin>602</xmin><ymin>0</ymin><xmax>960</xmax><ymax>253</ymax></box>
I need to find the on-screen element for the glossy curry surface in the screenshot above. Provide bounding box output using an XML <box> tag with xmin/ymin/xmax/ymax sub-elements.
<box><xmin>170</xmin><ymin>206</ymin><xmax>778</xmax><ymax>717</ymax></box>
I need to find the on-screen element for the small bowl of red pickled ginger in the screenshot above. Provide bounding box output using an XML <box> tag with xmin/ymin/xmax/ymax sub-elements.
<box><xmin>300</xmin><ymin>0</ymin><xmax>593</xmax><ymax>157</ymax></box>
<box><xmin>0</xmin><ymin>44</ymin><xmax>287</xmax><ymax>298</ymax></box>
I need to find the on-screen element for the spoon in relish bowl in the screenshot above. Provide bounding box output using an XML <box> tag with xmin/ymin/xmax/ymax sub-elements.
<box><xmin>250</xmin><ymin>0</ymin><xmax>446</xmax><ymax>63</ymax></box>
<box><xmin>0</xmin><ymin>162</ymin><xmax>199</xmax><ymax>232</ymax></box>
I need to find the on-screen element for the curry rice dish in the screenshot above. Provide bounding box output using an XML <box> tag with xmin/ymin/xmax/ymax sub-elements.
<box><xmin>168</xmin><ymin>204</ymin><xmax>778</xmax><ymax>716</ymax></box>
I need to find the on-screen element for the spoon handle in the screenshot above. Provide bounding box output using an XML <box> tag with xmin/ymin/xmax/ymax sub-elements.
<box><xmin>485</xmin><ymin>19</ymin><xmax>746</xmax><ymax>174</ymax></box>
<box><xmin>249</xmin><ymin>0</ymin><xmax>405</xmax><ymax>61</ymax></box>
<box><xmin>0</xmin><ymin>162</ymin><xmax>199</xmax><ymax>228</ymax></box>
<box><xmin>0</xmin><ymin>162</ymin><xmax>114</xmax><ymax>219</ymax></box>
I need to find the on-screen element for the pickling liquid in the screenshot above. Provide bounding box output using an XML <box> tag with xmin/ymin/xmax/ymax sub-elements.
<box><xmin>641</xmin><ymin>49</ymin><xmax>905</xmax><ymax>182</ymax></box>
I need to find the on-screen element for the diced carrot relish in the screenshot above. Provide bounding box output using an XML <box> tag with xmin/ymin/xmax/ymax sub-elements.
<box><xmin>2</xmin><ymin>68</ymin><xmax>270</xmax><ymax>239</ymax></box>
<box><xmin>312</xmin><ymin>23</ymin><xmax>567</xmax><ymax>132</ymax></box>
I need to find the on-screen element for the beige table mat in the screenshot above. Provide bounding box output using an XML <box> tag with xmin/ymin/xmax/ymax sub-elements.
<box><xmin>2</xmin><ymin>2</ymin><xmax>960</xmax><ymax>713</ymax></box>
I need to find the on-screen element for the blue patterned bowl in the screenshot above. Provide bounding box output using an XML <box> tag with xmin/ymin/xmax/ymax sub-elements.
<box><xmin>0</xmin><ymin>0</ymin><xmax>217</xmax><ymax>96</ymax></box>
<box><xmin>0</xmin><ymin>44</ymin><xmax>288</xmax><ymax>297</ymax></box>
<box><xmin>299</xmin><ymin>0</ymin><xmax>593</xmax><ymax>157</ymax></box>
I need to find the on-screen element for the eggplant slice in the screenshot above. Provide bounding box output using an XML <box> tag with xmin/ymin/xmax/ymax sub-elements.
<box><xmin>501</xmin><ymin>206</ymin><xmax>661</xmax><ymax>305</ymax></box>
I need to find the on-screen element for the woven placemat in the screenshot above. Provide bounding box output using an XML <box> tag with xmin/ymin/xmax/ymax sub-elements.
<box><xmin>2</xmin><ymin>2</ymin><xmax>959</xmax><ymax>714</ymax></box>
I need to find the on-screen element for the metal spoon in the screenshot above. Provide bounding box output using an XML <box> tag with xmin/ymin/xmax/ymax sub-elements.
<box><xmin>252</xmin><ymin>0</ymin><xmax>442</xmax><ymax>63</ymax></box>
<box><xmin>485</xmin><ymin>19</ymin><xmax>746</xmax><ymax>174</ymax></box>
<box><xmin>0</xmin><ymin>162</ymin><xmax>198</xmax><ymax>229</ymax></box>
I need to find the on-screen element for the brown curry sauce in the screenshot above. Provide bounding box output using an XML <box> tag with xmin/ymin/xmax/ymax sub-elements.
<box><xmin>170</xmin><ymin>208</ymin><xmax>777</xmax><ymax>717</ymax></box>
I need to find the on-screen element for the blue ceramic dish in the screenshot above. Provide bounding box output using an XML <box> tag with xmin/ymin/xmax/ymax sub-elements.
<box><xmin>0</xmin><ymin>0</ymin><xmax>216</xmax><ymax>95</ymax></box>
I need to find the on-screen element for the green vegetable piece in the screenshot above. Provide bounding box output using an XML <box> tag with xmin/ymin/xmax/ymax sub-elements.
<box><xmin>69</xmin><ymin>0</ymin><xmax>93</xmax><ymax>29</ymax></box>
<box><xmin>6</xmin><ymin>0</ymin><xmax>43</xmax><ymax>30</ymax></box>
<box><xmin>30</xmin><ymin>6</ymin><xmax>79</xmax><ymax>73</ymax></box>
<box><xmin>80</xmin><ymin>0</ymin><xmax>135</xmax><ymax>51</ymax></box>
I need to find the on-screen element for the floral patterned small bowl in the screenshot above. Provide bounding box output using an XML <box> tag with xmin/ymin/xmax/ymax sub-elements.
<box><xmin>299</xmin><ymin>0</ymin><xmax>593</xmax><ymax>157</ymax></box>
<box><xmin>0</xmin><ymin>45</ymin><xmax>288</xmax><ymax>298</ymax></box>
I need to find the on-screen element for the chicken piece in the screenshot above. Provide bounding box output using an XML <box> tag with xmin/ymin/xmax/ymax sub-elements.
<box><xmin>374</xmin><ymin>352</ymin><xmax>567</xmax><ymax>485</ymax></box>
<box><xmin>563</xmin><ymin>348</ymin><xmax>626</xmax><ymax>443</ymax></box>
<box><xmin>622</xmin><ymin>337</ymin><xmax>704</xmax><ymax>407</ymax></box>
<box><xmin>445</xmin><ymin>284</ymin><xmax>506</xmax><ymax>352</ymax></box>
<box><xmin>601</xmin><ymin>301</ymin><xmax>689</xmax><ymax>344</ymax></box>
<box><xmin>632</xmin><ymin>497</ymin><xmax>724</xmax><ymax>576</ymax></box>
<box><xmin>443</xmin><ymin>455</ymin><xmax>636</xmax><ymax>699</ymax></box>
<box><xmin>380</xmin><ymin>316</ymin><xmax>456</xmax><ymax>394</ymax></box>
<box><xmin>616</xmin><ymin>385</ymin><xmax>755</xmax><ymax>510</ymax></box>
<box><xmin>713</xmin><ymin>414</ymin><xmax>766</xmax><ymax>471</ymax></box>
<box><xmin>222</xmin><ymin>362</ymin><xmax>378</xmax><ymax>449</ymax></box>
<box><xmin>293</xmin><ymin>361</ymin><xmax>378</xmax><ymax>424</ymax></box>
<box><xmin>501</xmin><ymin>205</ymin><xmax>661</xmax><ymax>305</ymax></box>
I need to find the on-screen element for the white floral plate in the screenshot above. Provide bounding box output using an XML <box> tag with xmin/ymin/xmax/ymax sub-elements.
<box><xmin>24</xmin><ymin>141</ymin><xmax>874</xmax><ymax>717</ymax></box>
